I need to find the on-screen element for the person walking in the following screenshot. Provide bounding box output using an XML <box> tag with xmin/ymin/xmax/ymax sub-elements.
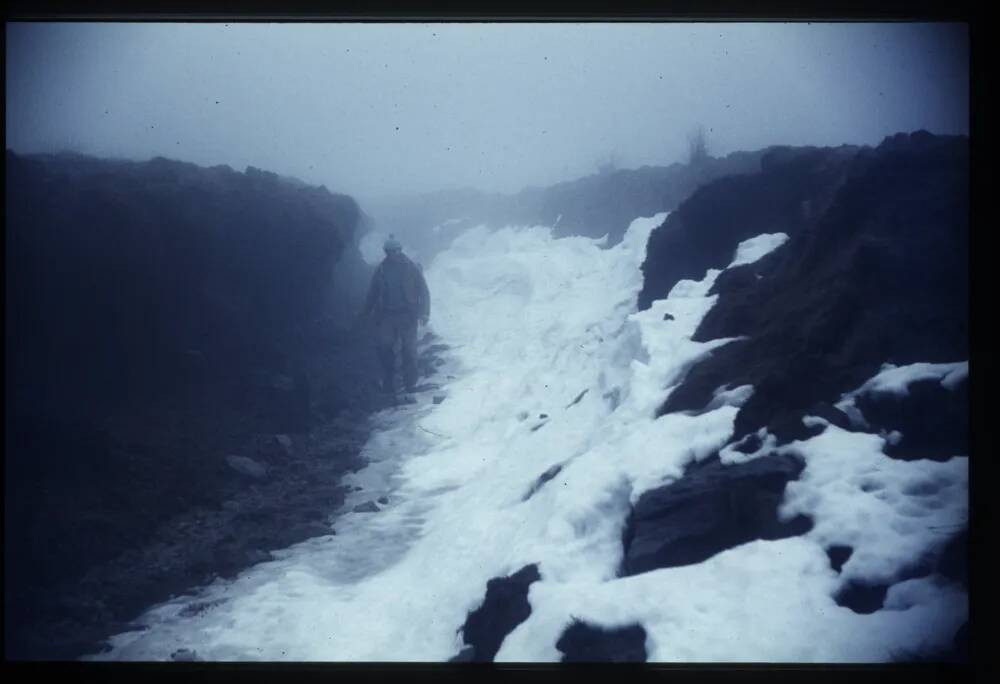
<box><xmin>363</xmin><ymin>235</ymin><xmax>430</xmax><ymax>394</ymax></box>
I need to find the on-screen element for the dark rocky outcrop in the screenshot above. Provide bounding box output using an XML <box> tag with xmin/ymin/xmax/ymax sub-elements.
<box><xmin>648</xmin><ymin>132</ymin><xmax>968</xmax><ymax>445</ymax></box>
<box><xmin>620</xmin><ymin>453</ymin><xmax>812</xmax><ymax>577</ymax></box>
<box><xmin>454</xmin><ymin>564</ymin><xmax>541</xmax><ymax>662</ymax></box>
<box><xmin>853</xmin><ymin>377</ymin><xmax>968</xmax><ymax>461</ymax></box>
<box><xmin>4</xmin><ymin>151</ymin><xmax>384</xmax><ymax>659</ymax></box>
<box><xmin>638</xmin><ymin>143</ymin><xmax>860</xmax><ymax>311</ymax></box>
<box><xmin>555</xmin><ymin>620</ymin><xmax>647</xmax><ymax>662</ymax></box>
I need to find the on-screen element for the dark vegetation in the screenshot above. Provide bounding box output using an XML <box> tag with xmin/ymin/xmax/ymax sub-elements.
<box><xmin>5</xmin><ymin>151</ymin><xmax>382</xmax><ymax>659</ymax></box>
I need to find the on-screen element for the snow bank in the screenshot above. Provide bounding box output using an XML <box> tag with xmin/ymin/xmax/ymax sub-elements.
<box><xmin>779</xmin><ymin>419</ymin><xmax>967</xmax><ymax>586</ymax></box>
<box><xmin>89</xmin><ymin>216</ymin><xmax>965</xmax><ymax>663</ymax></box>
<box><xmin>835</xmin><ymin>361</ymin><xmax>969</xmax><ymax>428</ymax></box>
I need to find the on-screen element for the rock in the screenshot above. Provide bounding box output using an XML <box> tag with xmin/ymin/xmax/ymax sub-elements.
<box><xmin>620</xmin><ymin>453</ymin><xmax>812</xmax><ymax>576</ymax></box>
<box><xmin>246</xmin><ymin>549</ymin><xmax>270</xmax><ymax>564</ymax></box>
<box><xmin>662</xmin><ymin>313</ymin><xmax>674</xmax><ymax>321</ymax></box>
<box><xmin>834</xmin><ymin>580</ymin><xmax>889</xmax><ymax>614</ymax></box>
<box><xmin>448</xmin><ymin>645</ymin><xmax>476</xmax><ymax>663</ymax></box>
<box><xmin>225</xmin><ymin>455</ymin><xmax>268</xmax><ymax>480</ymax></box>
<box><xmin>556</xmin><ymin>620</ymin><xmax>647</xmax><ymax>662</ymax></box>
<box><xmin>639</xmin><ymin>145</ymin><xmax>858</xmax><ymax>310</ymax></box>
<box><xmin>459</xmin><ymin>564</ymin><xmax>541</xmax><ymax>662</ymax></box>
<box><xmin>647</xmin><ymin>134</ymin><xmax>967</xmax><ymax>446</ymax></box>
<box><xmin>267</xmin><ymin>374</ymin><xmax>295</xmax><ymax>393</ymax></box>
<box><xmin>352</xmin><ymin>501</ymin><xmax>379</xmax><ymax>513</ymax></box>
<box><xmin>3</xmin><ymin>151</ymin><xmax>376</xmax><ymax>661</ymax></box>
<box><xmin>826</xmin><ymin>545</ymin><xmax>853</xmax><ymax>573</ymax></box>
<box><xmin>377</xmin><ymin>496</ymin><xmax>389</xmax><ymax>505</ymax></box>
<box><xmin>522</xmin><ymin>464</ymin><xmax>563</xmax><ymax>501</ymax></box>
<box><xmin>853</xmin><ymin>377</ymin><xmax>968</xmax><ymax>461</ymax></box>
<box><xmin>432</xmin><ymin>394</ymin><xmax>446</xmax><ymax>405</ymax></box>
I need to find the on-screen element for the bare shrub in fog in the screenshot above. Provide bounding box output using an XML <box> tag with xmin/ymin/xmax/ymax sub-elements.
<box><xmin>687</xmin><ymin>125</ymin><xmax>709</xmax><ymax>166</ymax></box>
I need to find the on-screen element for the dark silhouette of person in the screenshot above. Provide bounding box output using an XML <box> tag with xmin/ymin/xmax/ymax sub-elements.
<box><xmin>364</xmin><ymin>235</ymin><xmax>430</xmax><ymax>393</ymax></box>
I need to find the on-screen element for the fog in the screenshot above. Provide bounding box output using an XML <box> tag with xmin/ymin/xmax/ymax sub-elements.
<box><xmin>6</xmin><ymin>21</ymin><xmax>968</xmax><ymax>203</ymax></box>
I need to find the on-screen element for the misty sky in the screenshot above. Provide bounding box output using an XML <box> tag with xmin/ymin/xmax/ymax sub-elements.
<box><xmin>6</xmin><ymin>22</ymin><xmax>968</xmax><ymax>203</ymax></box>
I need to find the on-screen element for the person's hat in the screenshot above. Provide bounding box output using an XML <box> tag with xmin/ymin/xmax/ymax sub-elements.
<box><xmin>383</xmin><ymin>234</ymin><xmax>402</xmax><ymax>252</ymax></box>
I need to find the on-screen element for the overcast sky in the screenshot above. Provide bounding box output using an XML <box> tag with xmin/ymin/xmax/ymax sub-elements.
<box><xmin>6</xmin><ymin>22</ymin><xmax>968</xmax><ymax>203</ymax></box>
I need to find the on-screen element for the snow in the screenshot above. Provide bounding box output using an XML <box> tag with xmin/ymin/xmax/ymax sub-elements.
<box><xmin>718</xmin><ymin>426</ymin><xmax>777</xmax><ymax>465</ymax></box>
<box><xmin>88</xmin><ymin>215</ymin><xmax>966</xmax><ymax>663</ymax></box>
<box><xmin>777</xmin><ymin>418</ymin><xmax>968</xmax><ymax>587</ymax></box>
<box><xmin>728</xmin><ymin>232</ymin><xmax>788</xmax><ymax>268</ymax></box>
<box><xmin>835</xmin><ymin>361</ymin><xmax>969</xmax><ymax>428</ymax></box>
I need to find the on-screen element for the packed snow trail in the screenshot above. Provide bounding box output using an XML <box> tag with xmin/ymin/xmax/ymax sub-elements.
<box><xmin>89</xmin><ymin>216</ymin><xmax>967</xmax><ymax>661</ymax></box>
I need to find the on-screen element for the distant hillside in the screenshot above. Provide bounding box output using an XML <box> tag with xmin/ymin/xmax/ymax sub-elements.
<box><xmin>367</xmin><ymin>149</ymin><xmax>768</xmax><ymax>264</ymax></box>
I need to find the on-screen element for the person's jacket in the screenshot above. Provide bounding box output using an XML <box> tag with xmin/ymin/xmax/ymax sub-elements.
<box><xmin>365</xmin><ymin>253</ymin><xmax>430</xmax><ymax>320</ymax></box>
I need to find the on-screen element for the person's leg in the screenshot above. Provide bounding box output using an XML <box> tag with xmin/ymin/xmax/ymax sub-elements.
<box><xmin>400</xmin><ymin>315</ymin><xmax>419</xmax><ymax>391</ymax></box>
<box><xmin>375</xmin><ymin>316</ymin><xmax>397</xmax><ymax>393</ymax></box>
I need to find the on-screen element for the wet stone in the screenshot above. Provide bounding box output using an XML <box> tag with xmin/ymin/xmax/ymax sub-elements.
<box><xmin>826</xmin><ymin>545</ymin><xmax>853</xmax><ymax>573</ymax></box>
<box><xmin>556</xmin><ymin>620</ymin><xmax>648</xmax><ymax>662</ymax></box>
<box><xmin>459</xmin><ymin>564</ymin><xmax>541</xmax><ymax>662</ymax></box>
<box><xmin>834</xmin><ymin>580</ymin><xmax>889</xmax><ymax>614</ymax></box>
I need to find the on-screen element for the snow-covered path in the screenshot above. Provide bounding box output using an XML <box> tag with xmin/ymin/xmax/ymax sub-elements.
<box><xmin>89</xmin><ymin>216</ymin><xmax>967</xmax><ymax>662</ymax></box>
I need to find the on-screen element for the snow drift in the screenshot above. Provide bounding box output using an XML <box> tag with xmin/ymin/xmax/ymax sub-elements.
<box><xmin>89</xmin><ymin>211</ymin><xmax>967</xmax><ymax>662</ymax></box>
